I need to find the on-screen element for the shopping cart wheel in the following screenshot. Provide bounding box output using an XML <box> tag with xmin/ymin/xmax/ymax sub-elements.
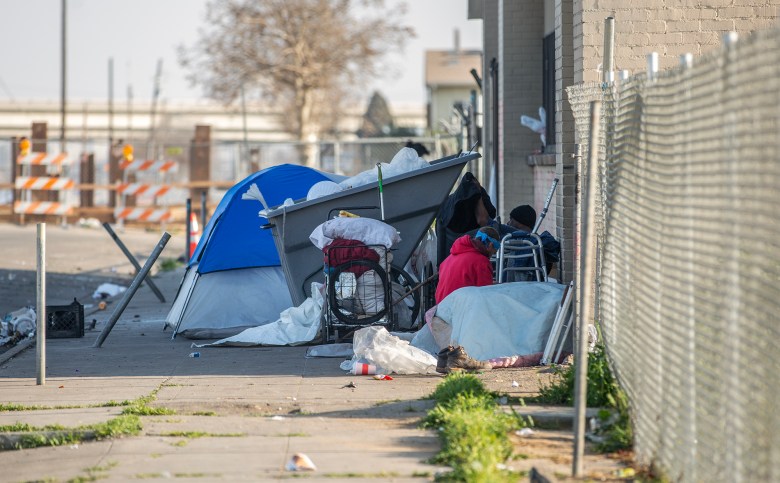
<box><xmin>389</xmin><ymin>265</ymin><xmax>421</xmax><ymax>328</ymax></box>
<box><xmin>328</xmin><ymin>259</ymin><xmax>390</xmax><ymax>325</ymax></box>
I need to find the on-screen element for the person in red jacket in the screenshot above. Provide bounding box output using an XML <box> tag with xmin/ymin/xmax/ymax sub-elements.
<box><xmin>435</xmin><ymin>226</ymin><xmax>500</xmax><ymax>304</ymax></box>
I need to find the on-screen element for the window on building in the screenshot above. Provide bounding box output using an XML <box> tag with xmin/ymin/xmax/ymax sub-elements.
<box><xmin>542</xmin><ymin>32</ymin><xmax>555</xmax><ymax>150</ymax></box>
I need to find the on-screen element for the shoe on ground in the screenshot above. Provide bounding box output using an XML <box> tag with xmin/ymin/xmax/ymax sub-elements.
<box><xmin>436</xmin><ymin>345</ymin><xmax>455</xmax><ymax>374</ymax></box>
<box><xmin>445</xmin><ymin>346</ymin><xmax>492</xmax><ymax>373</ymax></box>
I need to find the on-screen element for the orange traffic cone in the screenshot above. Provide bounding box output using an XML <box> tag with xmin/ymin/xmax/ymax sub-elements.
<box><xmin>189</xmin><ymin>212</ymin><xmax>201</xmax><ymax>258</ymax></box>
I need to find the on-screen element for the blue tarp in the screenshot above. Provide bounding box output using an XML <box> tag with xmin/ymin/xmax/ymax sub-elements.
<box><xmin>190</xmin><ymin>164</ymin><xmax>337</xmax><ymax>274</ymax></box>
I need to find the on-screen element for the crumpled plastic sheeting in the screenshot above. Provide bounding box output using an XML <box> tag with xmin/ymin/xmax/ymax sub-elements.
<box><xmin>92</xmin><ymin>283</ymin><xmax>127</xmax><ymax>300</ymax></box>
<box><xmin>197</xmin><ymin>283</ymin><xmax>324</xmax><ymax>347</ymax></box>
<box><xmin>338</xmin><ymin>147</ymin><xmax>430</xmax><ymax>191</ymax></box>
<box><xmin>350</xmin><ymin>326</ymin><xmax>437</xmax><ymax>375</ymax></box>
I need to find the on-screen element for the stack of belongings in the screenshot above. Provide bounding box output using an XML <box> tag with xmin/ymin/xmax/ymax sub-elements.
<box><xmin>310</xmin><ymin>215</ymin><xmax>401</xmax><ymax>319</ymax></box>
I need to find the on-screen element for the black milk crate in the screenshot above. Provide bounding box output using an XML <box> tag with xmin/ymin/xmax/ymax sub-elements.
<box><xmin>46</xmin><ymin>298</ymin><xmax>84</xmax><ymax>339</ymax></box>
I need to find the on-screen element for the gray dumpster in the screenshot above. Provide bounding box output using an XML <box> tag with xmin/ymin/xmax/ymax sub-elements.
<box><xmin>265</xmin><ymin>152</ymin><xmax>480</xmax><ymax>305</ymax></box>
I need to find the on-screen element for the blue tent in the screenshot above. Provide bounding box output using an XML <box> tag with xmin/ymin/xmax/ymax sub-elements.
<box><xmin>167</xmin><ymin>164</ymin><xmax>341</xmax><ymax>339</ymax></box>
<box><xmin>190</xmin><ymin>163</ymin><xmax>334</xmax><ymax>273</ymax></box>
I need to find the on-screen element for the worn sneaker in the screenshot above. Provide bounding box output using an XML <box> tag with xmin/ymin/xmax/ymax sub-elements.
<box><xmin>436</xmin><ymin>346</ymin><xmax>455</xmax><ymax>374</ymax></box>
<box><xmin>445</xmin><ymin>346</ymin><xmax>492</xmax><ymax>373</ymax></box>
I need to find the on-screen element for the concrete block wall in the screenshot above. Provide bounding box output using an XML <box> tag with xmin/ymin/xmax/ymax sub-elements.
<box><xmin>498</xmin><ymin>0</ymin><xmax>544</xmax><ymax>220</ymax></box>
<box><xmin>575</xmin><ymin>1</ymin><xmax>780</xmax><ymax>83</ymax></box>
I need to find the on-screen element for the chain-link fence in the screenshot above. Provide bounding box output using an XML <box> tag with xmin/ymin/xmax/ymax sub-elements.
<box><xmin>568</xmin><ymin>28</ymin><xmax>780</xmax><ymax>482</ymax></box>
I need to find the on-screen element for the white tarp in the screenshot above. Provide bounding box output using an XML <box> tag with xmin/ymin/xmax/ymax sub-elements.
<box><xmin>196</xmin><ymin>283</ymin><xmax>324</xmax><ymax>347</ymax></box>
<box><xmin>411</xmin><ymin>282</ymin><xmax>565</xmax><ymax>361</ymax></box>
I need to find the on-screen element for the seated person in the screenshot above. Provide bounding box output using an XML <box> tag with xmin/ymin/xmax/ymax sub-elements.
<box><xmin>493</xmin><ymin>205</ymin><xmax>560</xmax><ymax>281</ymax></box>
<box><xmin>436</xmin><ymin>172</ymin><xmax>496</xmax><ymax>266</ymax></box>
<box><xmin>435</xmin><ymin>226</ymin><xmax>500</xmax><ymax>304</ymax></box>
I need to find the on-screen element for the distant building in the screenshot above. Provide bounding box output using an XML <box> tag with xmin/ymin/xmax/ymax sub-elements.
<box><xmin>0</xmin><ymin>99</ymin><xmax>426</xmax><ymax>145</ymax></box>
<box><xmin>425</xmin><ymin>31</ymin><xmax>482</xmax><ymax>134</ymax></box>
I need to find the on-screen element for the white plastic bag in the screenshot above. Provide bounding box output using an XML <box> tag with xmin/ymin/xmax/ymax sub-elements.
<box><xmin>352</xmin><ymin>326</ymin><xmax>437</xmax><ymax>374</ymax></box>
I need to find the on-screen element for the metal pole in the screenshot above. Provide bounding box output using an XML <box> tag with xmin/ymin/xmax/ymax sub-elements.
<box><xmin>147</xmin><ymin>58</ymin><xmax>162</xmax><ymax>157</ymax></box>
<box><xmin>240</xmin><ymin>85</ymin><xmax>249</xmax><ymax>177</ymax></box>
<box><xmin>60</xmin><ymin>0</ymin><xmax>67</xmax><ymax>150</ymax></box>
<box><xmin>334</xmin><ymin>141</ymin><xmax>341</xmax><ymax>175</ymax></box>
<box><xmin>603</xmin><ymin>17</ymin><xmax>615</xmax><ymax>83</ymax></box>
<box><xmin>572</xmin><ymin>101</ymin><xmax>601</xmax><ymax>477</ymax></box>
<box><xmin>36</xmin><ymin>223</ymin><xmax>46</xmax><ymax>385</ymax></box>
<box><xmin>185</xmin><ymin>198</ymin><xmax>192</xmax><ymax>261</ymax></box>
<box><xmin>102</xmin><ymin>222</ymin><xmax>166</xmax><ymax>303</ymax></box>
<box><xmin>647</xmin><ymin>52</ymin><xmax>659</xmax><ymax>82</ymax></box>
<box><xmin>93</xmin><ymin>232</ymin><xmax>171</xmax><ymax>348</ymax></box>
<box><xmin>376</xmin><ymin>163</ymin><xmax>385</xmax><ymax>221</ymax></box>
<box><xmin>532</xmin><ymin>177</ymin><xmax>559</xmax><ymax>234</ymax></box>
<box><xmin>200</xmin><ymin>191</ymin><xmax>207</xmax><ymax>228</ymax></box>
<box><xmin>108</xmin><ymin>58</ymin><xmax>114</xmax><ymax>152</ymax></box>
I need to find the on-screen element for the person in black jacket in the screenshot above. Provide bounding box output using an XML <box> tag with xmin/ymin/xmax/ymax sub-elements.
<box><xmin>436</xmin><ymin>172</ymin><xmax>496</xmax><ymax>266</ymax></box>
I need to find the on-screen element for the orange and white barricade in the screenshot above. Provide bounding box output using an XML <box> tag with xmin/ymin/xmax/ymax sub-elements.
<box><xmin>116</xmin><ymin>157</ymin><xmax>177</xmax><ymax>225</ymax></box>
<box><xmin>114</xmin><ymin>207</ymin><xmax>172</xmax><ymax>222</ymax></box>
<box><xmin>17</xmin><ymin>152</ymin><xmax>71</xmax><ymax>167</ymax></box>
<box><xmin>15</xmin><ymin>176</ymin><xmax>75</xmax><ymax>190</ymax></box>
<box><xmin>120</xmin><ymin>159</ymin><xmax>177</xmax><ymax>172</ymax></box>
<box><xmin>14</xmin><ymin>152</ymin><xmax>75</xmax><ymax>216</ymax></box>
<box><xmin>115</xmin><ymin>183</ymin><xmax>171</xmax><ymax>198</ymax></box>
<box><xmin>14</xmin><ymin>201</ymin><xmax>74</xmax><ymax>216</ymax></box>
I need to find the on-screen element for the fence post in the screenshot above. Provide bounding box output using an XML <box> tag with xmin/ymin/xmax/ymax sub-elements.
<box><xmin>603</xmin><ymin>17</ymin><xmax>615</xmax><ymax>84</ymax></box>
<box><xmin>10</xmin><ymin>136</ymin><xmax>17</xmax><ymax>220</ymax></box>
<box><xmin>647</xmin><ymin>52</ymin><xmax>659</xmax><ymax>82</ymax></box>
<box><xmin>190</xmin><ymin>125</ymin><xmax>211</xmax><ymax>203</ymax></box>
<box><xmin>572</xmin><ymin>101</ymin><xmax>601</xmax><ymax>477</ymax></box>
<box><xmin>36</xmin><ymin>223</ymin><xmax>46</xmax><ymax>385</ymax></box>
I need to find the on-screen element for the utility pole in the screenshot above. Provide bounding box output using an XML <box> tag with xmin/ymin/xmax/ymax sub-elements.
<box><xmin>60</xmin><ymin>0</ymin><xmax>67</xmax><ymax>150</ymax></box>
<box><xmin>241</xmin><ymin>85</ymin><xmax>249</xmax><ymax>177</ymax></box>
<box><xmin>108</xmin><ymin>58</ymin><xmax>114</xmax><ymax>151</ymax></box>
<box><xmin>127</xmin><ymin>84</ymin><xmax>133</xmax><ymax>142</ymax></box>
<box><xmin>147</xmin><ymin>58</ymin><xmax>163</xmax><ymax>158</ymax></box>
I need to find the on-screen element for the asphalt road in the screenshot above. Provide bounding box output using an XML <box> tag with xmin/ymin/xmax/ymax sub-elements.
<box><xmin>0</xmin><ymin>222</ymin><xmax>186</xmax><ymax>317</ymax></box>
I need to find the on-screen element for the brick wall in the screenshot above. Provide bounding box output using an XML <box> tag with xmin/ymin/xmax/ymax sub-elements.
<box><xmin>556</xmin><ymin>0</ymin><xmax>577</xmax><ymax>283</ymax></box>
<box><xmin>498</xmin><ymin>0</ymin><xmax>544</xmax><ymax>220</ymax></box>
<box><xmin>575</xmin><ymin>1</ymin><xmax>780</xmax><ymax>82</ymax></box>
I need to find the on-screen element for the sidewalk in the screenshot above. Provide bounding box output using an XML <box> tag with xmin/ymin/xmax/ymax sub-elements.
<box><xmin>0</xmin><ymin>262</ymin><xmax>626</xmax><ymax>482</ymax></box>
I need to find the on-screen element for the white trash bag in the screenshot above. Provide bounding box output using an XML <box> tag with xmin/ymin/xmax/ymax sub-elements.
<box><xmin>351</xmin><ymin>326</ymin><xmax>437</xmax><ymax>375</ymax></box>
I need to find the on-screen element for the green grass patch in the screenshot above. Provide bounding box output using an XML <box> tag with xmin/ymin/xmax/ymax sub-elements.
<box><xmin>159</xmin><ymin>258</ymin><xmax>184</xmax><ymax>272</ymax></box>
<box><xmin>429</xmin><ymin>372</ymin><xmax>487</xmax><ymax>404</ymax></box>
<box><xmin>531</xmin><ymin>343</ymin><xmax>633</xmax><ymax>453</ymax></box>
<box><xmin>322</xmin><ymin>472</ymin><xmax>401</xmax><ymax>478</ymax></box>
<box><xmin>0</xmin><ymin>422</ymin><xmax>66</xmax><ymax>432</ymax></box>
<box><xmin>191</xmin><ymin>411</ymin><xmax>217</xmax><ymax>416</ymax></box>
<box><xmin>422</xmin><ymin>374</ymin><xmax>531</xmax><ymax>482</ymax></box>
<box><xmin>10</xmin><ymin>415</ymin><xmax>142</xmax><ymax>450</ymax></box>
<box><xmin>158</xmin><ymin>431</ymin><xmax>244</xmax><ymax>438</ymax></box>
<box><xmin>121</xmin><ymin>386</ymin><xmax>176</xmax><ymax>416</ymax></box>
<box><xmin>373</xmin><ymin>399</ymin><xmax>402</xmax><ymax>406</ymax></box>
<box><xmin>0</xmin><ymin>400</ymin><xmax>135</xmax><ymax>412</ymax></box>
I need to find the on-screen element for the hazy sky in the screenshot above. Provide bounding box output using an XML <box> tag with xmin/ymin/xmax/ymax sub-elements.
<box><xmin>0</xmin><ymin>0</ymin><xmax>482</xmax><ymax>106</ymax></box>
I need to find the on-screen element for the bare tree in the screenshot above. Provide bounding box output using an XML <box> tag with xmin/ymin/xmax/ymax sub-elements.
<box><xmin>180</xmin><ymin>0</ymin><xmax>413</xmax><ymax>166</ymax></box>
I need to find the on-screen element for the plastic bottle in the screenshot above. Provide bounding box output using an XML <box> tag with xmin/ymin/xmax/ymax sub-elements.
<box><xmin>351</xmin><ymin>362</ymin><xmax>377</xmax><ymax>375</ymax></box>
